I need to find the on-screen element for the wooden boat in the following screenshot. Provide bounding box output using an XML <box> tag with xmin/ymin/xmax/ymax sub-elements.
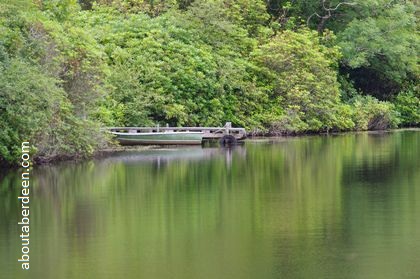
<box><xmin>111</xmin><ymin>131</ymin><xmax>204</xmax><ymax>145</ymax></box>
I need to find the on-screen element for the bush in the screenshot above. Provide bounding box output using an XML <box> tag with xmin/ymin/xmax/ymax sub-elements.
<box><xmin>394</xmin><ymin>87</ymin><xmax>420</xmax><ymax>126</ymax></box>
<box><xmin>81</xmin><ymin>6</ymin><xmax>270</xmax><ymax>129</ymax></box>
<box><xmin>0</xmin><ymin>59</ymin><xmax>60</xmax><ymax>164</ymax></box>
<box><xmin>0</xmin><ymin>59</ymin><xmax>107</xmax><ymax>165</ymax></box>
<box><xmin>351</xmin><ymin>96</ymin><xmax>400</xmax><ymax>130</ymax></box>
<box><xmin>0</xmin><ymin>2</ymin><xmax>109</xmax><ymax>165</ymax></box>
<box><xmin>254</xmin><ymin>29</ymin><xmax>354</xmax><ymax>133</ymax></box>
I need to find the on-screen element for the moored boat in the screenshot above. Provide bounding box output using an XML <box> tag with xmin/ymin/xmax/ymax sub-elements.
<box><xmin>111</xmin><ymin>131</ymin><xmax>204</xmax><ymax>145</ymax></box>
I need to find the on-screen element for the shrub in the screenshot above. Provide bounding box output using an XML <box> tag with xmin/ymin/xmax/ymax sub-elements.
<box><xmin>254</xmin><ymin>29</ymin><xmax>354</xmax><ymax>133</ymax></box>
<box><xmin>394</xmin><ymin>87</ymin><xmax>420</xmax><ymax>126</ymax></box>
<box><xmin>351</xmin><ymin>96</ymin><xmax>400</xmax><ymax>130</ymax></box>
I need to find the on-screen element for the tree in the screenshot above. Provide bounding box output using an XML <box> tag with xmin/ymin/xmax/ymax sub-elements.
<box><xmin>254</xmin><ymin>28</ymin><xmax>354</xmax><ymax>133</ymax></box>
<box><xmin>0</xmin><ymin>0</ymin><xmax>108</xmax><ymax>165</ymax></box>
<box><xmin>265</xmin><ymin>1</ymin><xmax>419</xmax><ymax>100</ymax></box>
<box><xmin>306</xmin><ymin>0</ymin><xmax>356</xmax><ymax>33</ymax></box>
<box><xmin>338</xmin><ymin>2</ymin><xmax>418</xmax><ymax>99</ymax></box>
<box><xmin>79</xmin><ymin>6</ymin><xmax>270</xmax><ymax>128</ymax></box>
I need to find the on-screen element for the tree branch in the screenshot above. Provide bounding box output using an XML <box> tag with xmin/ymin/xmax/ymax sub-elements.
<box><xmin>307</xmin><ymin>0</ymin><xmax>357</xmax><ymax>32</ymax></box>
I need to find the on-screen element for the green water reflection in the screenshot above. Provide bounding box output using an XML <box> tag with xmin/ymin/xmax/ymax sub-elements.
<box><xmin>1</xmin><ymin>130</ymin><xmax>419</xmax><ymax>279</ymax></box>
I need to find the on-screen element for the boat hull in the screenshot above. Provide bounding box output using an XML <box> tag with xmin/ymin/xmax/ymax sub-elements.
<box><xmin>112</xmin><ymin>132</ymin><xmax>204</xmax><ymax>145</ymax></box>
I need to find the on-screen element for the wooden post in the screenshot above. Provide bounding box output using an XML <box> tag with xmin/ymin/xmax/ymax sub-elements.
<box><xmin>225</xmin><ymin>122</ymin><xmax>232</xmax><ymax>135</ymax></box>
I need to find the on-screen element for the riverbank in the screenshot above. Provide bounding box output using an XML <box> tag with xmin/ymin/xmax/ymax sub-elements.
<box><xmin>2</xmin><ymin>1</ymin><xmax>418</xmax><ymax>175</ymax></box>
<box><xmin>0</xmin><ymin>145</ymin><xmax>155</xmax><ymax>169</ymax></box>
<box><xmin>1</xmin><ymin>128</ymin><xmax>418</xmax><ymax>169</ymax></box>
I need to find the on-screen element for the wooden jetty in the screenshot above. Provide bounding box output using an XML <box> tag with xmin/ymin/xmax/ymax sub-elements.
<box><xmin>107</xmin><ymin>122</ymin><xmax>246</xmax><ymax>145</ymax></box>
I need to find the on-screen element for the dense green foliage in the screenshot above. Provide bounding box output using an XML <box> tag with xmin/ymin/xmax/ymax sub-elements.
<box><xmin>0</xmin><ymin>0</ymin><xmax>418</xmax><ymax>165</ymax></box>
<box><xmin>0</xmin><ymin>1</ymin><xmax>108</xmax><ymax>165</ymax></box>
<box><xmin>254</xmin><ymin>29</ymin><xmax>354</xmax><ymax>133</ymax></box>
<box><xmin>394</xmin><ymin>86</ymin><xmax>420</xmax><ymax>126</ymax></box>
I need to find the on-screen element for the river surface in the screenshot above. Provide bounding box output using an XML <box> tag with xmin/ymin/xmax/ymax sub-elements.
<box><xmin>1</xmin><ymin>130</ymin><xmax>419</xmax><ymax>279</ymax></box>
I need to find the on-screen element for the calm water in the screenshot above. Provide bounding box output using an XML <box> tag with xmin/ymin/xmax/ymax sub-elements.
<box><xmin>1</xmin><ymin>130</ymin><xmax>419</xmax><ymax>279</ymax></box>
